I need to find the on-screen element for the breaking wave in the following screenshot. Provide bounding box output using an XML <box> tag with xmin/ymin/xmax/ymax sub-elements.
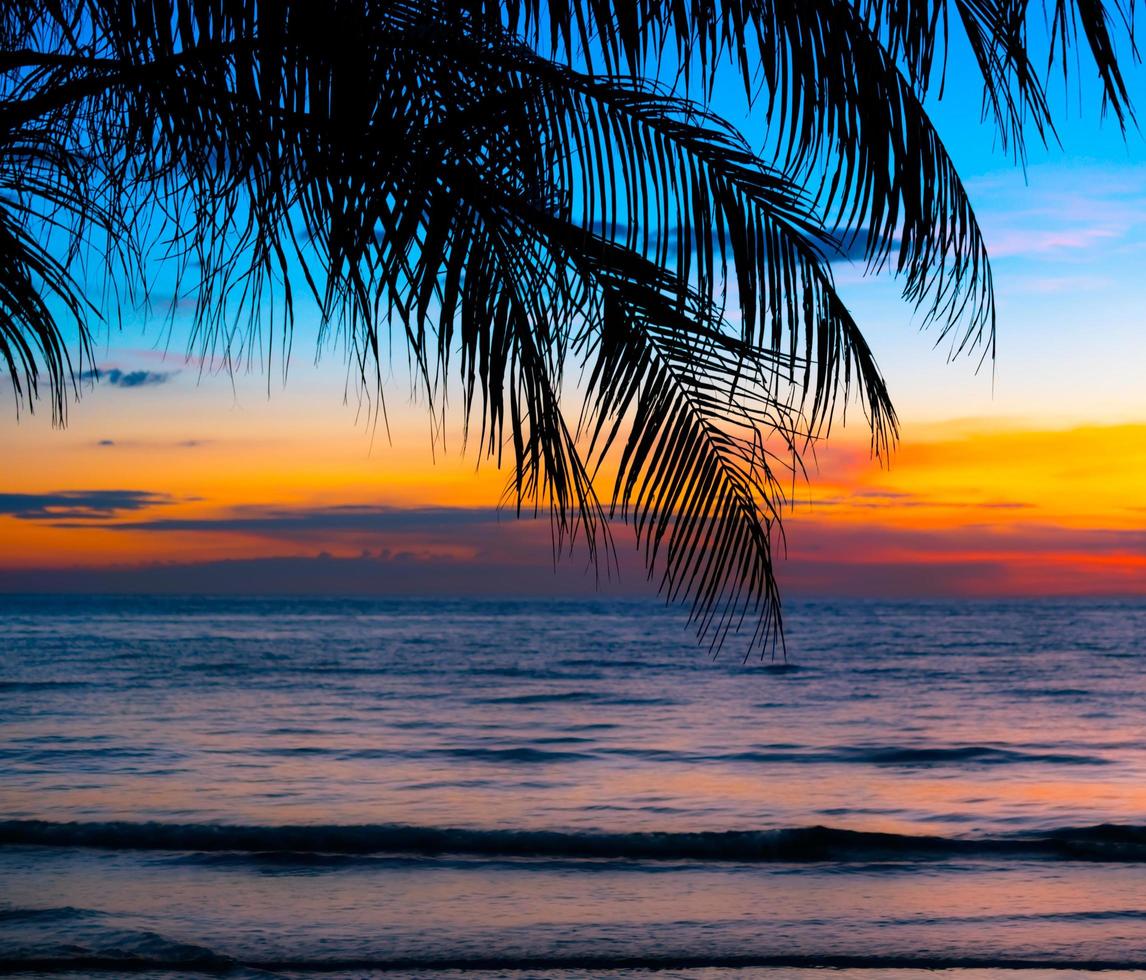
<box><xmin>3</xmin><ymin>818</ymin><xmax>1145</xmax><ymax>863</ymax></box>
<box><xmin>4</xmin><ymin>950</ymin><xmax>1146</xmax><ymax>973</ymax></box>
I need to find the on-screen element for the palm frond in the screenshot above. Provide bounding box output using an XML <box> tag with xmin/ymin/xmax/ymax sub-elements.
<box><xmin>1048</xmin><ymin>0</ymin><xmax>1139</xmax><ymax>127</ymax></box>
<box><xmin>0</xmin><ymin>127</ymin><xmax>99</xmax><ymax>421</ymax></box>
<box><xmin>475</xmin><ymin>0</ymin><xmax>999</xmax><ymax>354</ymax></box>
<box><xmin>0</xmin><ymin>0</ymin><xmax>1136</xmax><ymax>653</ymax></box>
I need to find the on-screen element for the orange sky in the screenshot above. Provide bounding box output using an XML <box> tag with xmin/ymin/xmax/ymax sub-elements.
<box><xmin>1</xmin><ymin>158</ymin><xmax>1144</xmax><ymax>598</ymax></box>
<box><xmin>780</xmin><ymin>420</ymin><xmax>1146</xmax><ymax>596</ymax></box>
<box><xmin>2</xmin><ymin>365</ymin><xmax>1142</xmax><ymax>597</ymax></box>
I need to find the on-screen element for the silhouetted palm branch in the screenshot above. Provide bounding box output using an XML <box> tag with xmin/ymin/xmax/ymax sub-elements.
<box><xmin>0</xmin><ymin>0</ymin><xmax>1137</xmax><ymax>653</ymax></box>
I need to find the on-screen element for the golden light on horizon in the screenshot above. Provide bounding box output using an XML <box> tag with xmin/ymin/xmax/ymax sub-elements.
<box><xmin>3</xmin><ymin>415</ymin><xmax>1143</xmax><ymax>596</ymax></box>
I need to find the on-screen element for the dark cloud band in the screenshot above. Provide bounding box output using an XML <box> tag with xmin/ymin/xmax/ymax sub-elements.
<box><xmin>0</xmin><ymin>490</ymin><xmax>172</xmax><ymax>521</ymax></box>
<box><xmin>53</xmin><ymin>504</ymin><xmax>507</xmax><ymax>534</ymax></box>
<box><xmin>79</xmin><ymin>368</ymin><xmax>177</xmax><ymax>388</ymax></box>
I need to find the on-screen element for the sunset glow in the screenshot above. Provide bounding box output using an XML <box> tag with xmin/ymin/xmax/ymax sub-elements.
<box><xmin>3</xmin><ymin>398</ymin><xmax>1143</xmax><ymax>597</ymax></box>
<box><xmin>4</xmin><ymin>116</ymin><xmax>1146</xmax><ymax>604</ymax></box>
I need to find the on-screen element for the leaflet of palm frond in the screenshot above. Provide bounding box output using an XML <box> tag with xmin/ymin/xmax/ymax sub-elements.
<box><xmin>505</xmin><ymin>60</ymin><xmax>897</xmax><ymax>448</ymax></box>
<box><xmin>0</xmin><ymin>127</ymin><xmax>99</xmax><ymax>422</ymax></box>
<box><xmin>164</xmin><ymin>6</ymin><xmax>896</xmax><ymax>456</ymax></box>
<box><xmin>858</xmin><ymin>0</ymin><xmax>949</xmax><ymax>93</ymax></box>
<box><xmin>466</xmin><ymin>0</ymin><xmax>997</xmax><ymax>357</ymax></box>
<box><xmin>359</xmin><ymin>114</ymin><xmax>891</xmax><ymax>651</ymax></box>
<box><xmin>0</xmin><ymin>213</ymin><xmax>73</xmax><ymax>421</ymax></box>
<box><xmin>946</xmin><ymin>0</ymin><xmax>1136</xmax><ymax>143</ymax></box>
<box><xmin>555</xmin><ymin>227</ymin><xmax>894</xmax><ymax>653</ymax></box>
<box><xmin>857</xmin><ymin>0</ymin><xmax>1109</xmax><ymax>137</ymax></box>
<box><xmin>493</xmin><ymin>0</ymin><xmax>1135</xmax><ymax>331</ymax></box>
<box><xmin>5</xmin><ymin>5</ymin><xmax>892</xmax><ymax>443</ymax></box>
<box><xmin>491</xmin><ymin>0</ymin><xmax>1134</xmax><ymax>135</ymax></box>
<box><xmin>755</xmin><ymin>0</ymin><xmax>996</xmax><ymax>356</ymax></box>
<box><xmin>1049</xmin><ymin>0</ymin><xmax>1138</xmax><ymax>127</ymax></box>
<box><xmin>576</xmin><ymin>244</ymin><xmax>792</xmax><ymax>654</ymax></box>
<box><xmin>6</xmin><ymin>0</ymin><xmax>1127</xmax><ymax>389</ymax></box>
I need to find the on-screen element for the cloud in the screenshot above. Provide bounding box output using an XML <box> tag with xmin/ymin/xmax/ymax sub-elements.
<box><xmin>783</xmin><ymin>558</ymin><xmax>1012</xmax><ymax>597</ymax></box>
<box><xmin>987</xmin><ymin>224</ymin><xmax>1121</xmax><ymax>258</ymax></box>
<box><xmin>581</xmin><ymin>221</ymin><xmax>897</xmax><ymax>266</ymax></box>
<box><xmin>820</xmin><ymin>227</ymin><xmax>901</xmax><ymax>263</ymax></box>
<box><xmin>0</xmin><ymin>490</ymin><xmax>174</xmax><ymax>521</ymax></box>
<box><xmin>43</xmin><ymin>495</ymin><xmax>1146</xmax><ymax>559</ymax></box>
<box><xmin>969</xmin><ymin>167</ymin><xmax>1146</xmax><ymax>261</ymax></box>
<box><xmin>0</xmin><ymin>552</ymin><xmax>637</xmax><ymax>598</ymax></box>
<box><xmin>36</xmin><ymin>503</ymin><xmax>609</xmax><ymax>577</ymax></box>
<box><xmin>1009</xmin><ymin>273</ymin><xmax>1116</xmax><ymax>295</ymax></box>
<box><xmin>79</xmin><ymin>367</ymin><xmax>177</xmax><ymax>388</ymax></box>
<box><xmin>5</xmin><ymin>497</ymin><xmax>1144</xmax><ymax>598</ymax></box>
<box><xmin>3</xmin><ymin>540</ymin><xmax>1141</xmax><ymax>600</ymax></box>
<box><xmin>794</xmin><ymin>488</ymin><xmax>1034</xmax><ymax>512</ymax></box>
<box><xmin>55</xmin><ymin>504</ymin><xmax>509</xmax><ymax>535</ymax></box>
<box><xmin>784</xmin><ymin>519</ymin><xmax>1146</xmax><ymax>559</ymax></box>
<box><xmin>91</xmin><ymin>438</ymin><xmax>206</xmax><ymax>450</ymax></box>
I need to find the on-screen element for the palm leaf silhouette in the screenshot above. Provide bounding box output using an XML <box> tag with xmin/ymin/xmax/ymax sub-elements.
<box><xmin>0</xmin><ymin>0</ymin><xmax>1137</xmax><ymax>653</ymax></box>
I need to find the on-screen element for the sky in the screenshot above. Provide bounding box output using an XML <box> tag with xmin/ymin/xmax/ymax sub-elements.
<box><xmin>2</xmin><ymin>24</ymin><xmax>1144</xmax><ymax>600</ymax></box>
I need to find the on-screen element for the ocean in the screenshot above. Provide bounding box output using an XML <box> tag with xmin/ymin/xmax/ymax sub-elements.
<box><xmin>1</xmin><ymin>594</ymin><xmax>1144</xmax><ymax>977</ymax></box>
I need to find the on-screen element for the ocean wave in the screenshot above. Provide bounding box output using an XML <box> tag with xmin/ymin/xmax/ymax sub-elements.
<box><xmin>832</xmin><ymin>745</ymin><xmax>1111</xmax><ymax>766</ymax></box>
<box><xmin>476</xmin><ymin>691</ymin><xmax>604</xmax><ymax>705</ymax></box>
<box><xmin>0</xmin><ymin>914</ymin><xmax>228</xmax><ymax>970</ymax></box>
<box><xmin>0</xmin><ymin>906</ymin><xmax>101</xmax><ymax>923</ymax></box>
<box><xmin>593</xmin><ymin>744</ymin><xmax>1111</xmax><ymax>766</ymax></box>
<box><xmin>431</xmin><ymin>746</ymin><xmax>595</xmax><ymax>763</ymax></box>
<box><xmin>2</xmin><ymin>819</ymin><xmax>1145</xmax><ymax>863</ymax></box>
<box><xmin>0</xmin><ymin>680</ymin><xmax>96</xmax><ymax>691</ymax></box>
<box><xmin>5</xmin><ymin>951</ymin><xmax>1146</xmax><ymax>973</ymax></box>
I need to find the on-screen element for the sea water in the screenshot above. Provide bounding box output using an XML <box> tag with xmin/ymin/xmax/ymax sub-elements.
<box><xmin>1</xmin><ymin>595</ymin><xmax>1144</xmax><ymax>976</ymax></box>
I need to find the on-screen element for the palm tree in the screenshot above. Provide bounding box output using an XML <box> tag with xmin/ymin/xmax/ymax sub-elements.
<box><xmin>1</xmin><ymin>0</ymin><xmax>1136</xmax><ymax>652</ymax></box>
